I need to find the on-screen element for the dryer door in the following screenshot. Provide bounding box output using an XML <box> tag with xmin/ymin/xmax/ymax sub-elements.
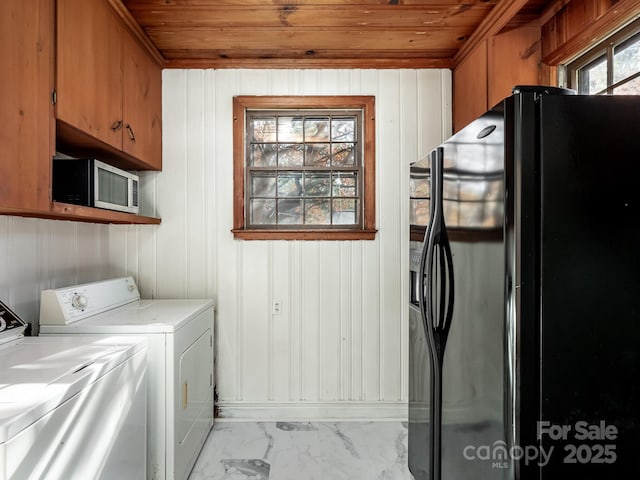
<box><xmin>174</xmin><ymin>308</ymin><xmax>214</xmax><ymax>480</ymax></box>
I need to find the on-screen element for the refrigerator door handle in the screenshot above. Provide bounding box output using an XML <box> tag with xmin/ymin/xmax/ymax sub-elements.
<box><xmin>419</xmin><ymin>147</ymin><xmax>455</xmax><ymax>354</ymax></box>
<box><xmin>417</xmin><ymin>147</ymin><xmax>455</xmax><ymax>480</ymax></box>
<box><xmin>418</xmin><ymin>148</ymin><xmax>440</xmax><ymax>480</ymax></box>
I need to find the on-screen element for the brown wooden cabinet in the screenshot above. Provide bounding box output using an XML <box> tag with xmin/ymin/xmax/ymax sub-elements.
<box><xmin>122</xmin><ymin>32</ymin><xmax>162</xmax><ymax>168</ymax></box>
<box><xmin>56</xmin><ymin>0</ymin><xmax>162</xmax><ymax>171</ymax></box>
<box><xmin>0</xmin><ymin>0</ymin><xmax>160</xmax><ymax>224</ymax></box>
<box><xmin>0</xmin><ymin>0</ymin><xmax>54</xmax><ymax>213</ymax></box>
<box><xmin>56</xmin><ymin>0</ymin><xmax>123</xmax><ymax>152</ymax></box>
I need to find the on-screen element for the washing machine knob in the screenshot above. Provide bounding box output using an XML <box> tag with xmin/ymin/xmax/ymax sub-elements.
<box><xmin>72</xmin><ymin>294</ymin><xmax>88</xmax><ymax>310</ymax></box>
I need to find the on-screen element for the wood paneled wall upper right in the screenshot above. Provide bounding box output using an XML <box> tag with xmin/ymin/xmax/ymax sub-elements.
<box><xmin>541</xmin><ymin>0</ymin><xmax>640</xmax><ymax>66</ymax></box>
<box><xmin>453</xmin><ymin>25</ymin><xmax>542</xmax><ymax>132</ymax></box>
<box><xmin>542</xmin><ymin>0</ymin><xmax>615</xmax><ymax>60</ymax></box>
<box><xmin>453</xmin><ymin>0</ymin><xmax>640</xmax><ymax>132</ymax></box>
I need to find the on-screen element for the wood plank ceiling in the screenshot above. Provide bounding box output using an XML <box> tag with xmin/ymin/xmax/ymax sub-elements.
<box><xmin>121</xmin><ymin>0</ymin><xmax>556</xmax><ymax>69</ymax></box>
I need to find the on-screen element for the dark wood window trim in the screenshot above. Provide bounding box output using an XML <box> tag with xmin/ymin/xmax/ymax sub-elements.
<box><xmin>232</xmin><ymin>96</ymin><xmax>377</xmax><ymax>240</ymax></box>
<box><xmin>566</xmin><ymin>17</ymin><xmax>640</xmax><ymax>95</ymax></box>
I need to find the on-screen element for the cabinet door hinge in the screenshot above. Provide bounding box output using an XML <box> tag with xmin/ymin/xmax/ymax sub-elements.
<box><xmin>51</xmin><ymin>89</ymin><xmax>57</xmax><ymax>105</ymax></box>
<box><xmin>210</xmin><ymin>373</ymin><xmax>213</xmax><ymax>386</ymax></box>
<box><xmin>210</xmin><ymin>334</ymin><xmax>213</xmax><ymax>347</ymax></box>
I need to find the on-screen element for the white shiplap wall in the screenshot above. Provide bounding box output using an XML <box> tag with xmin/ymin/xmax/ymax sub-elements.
<box><xmin>0</xmin><ymin>216</ymin><xmax>111</xmax><ymax>333</ymax></box>
<box><xmin>110</xmin><ymin>69</ymin><xmax>452</xmax><ymax>419</ymax></box>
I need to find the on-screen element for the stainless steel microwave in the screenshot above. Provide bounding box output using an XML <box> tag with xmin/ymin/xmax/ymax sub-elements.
<box><xmin>52</xmin><ymin>159</ymin><xmax>139</xmax><ymax>214</ymax></box>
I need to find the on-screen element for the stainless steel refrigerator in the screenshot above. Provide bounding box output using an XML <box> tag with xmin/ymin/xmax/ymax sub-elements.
<box><xmin>408</xmin><ymin>86</ymin><xmax>640</xmax><ymax>479</ymax></box>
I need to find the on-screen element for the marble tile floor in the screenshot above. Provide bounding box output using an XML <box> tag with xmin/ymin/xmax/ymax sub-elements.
<box><xmin>188</xmin><ymin>421</ymin><xmax>412</xmax><ymax>480</ymax></box>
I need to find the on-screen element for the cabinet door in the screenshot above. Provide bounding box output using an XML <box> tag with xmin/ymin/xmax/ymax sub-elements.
<box><xmin>123</xmin><ymin>32</ymin><xmax>162</xmax><ymax>170</ymax></box>
<box><xmin>0</xmin><ymin>0</ymin><xmax>53</xmax><ymax>212</ymax></box>
<box><xmin>56</xmin><ymin>0</ymin><xmax>123</xmax><ymax>150</ymax></box>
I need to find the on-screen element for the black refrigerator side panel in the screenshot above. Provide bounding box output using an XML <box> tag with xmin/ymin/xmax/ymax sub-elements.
<box><xmin>507</xmin><ymin>92</ymin><xmax>543</xmax><ymax>480</ymax></box>
<box><xmin>538</xmin><ymin>95</ymin><xmax>640</xmax><ymax>478</ymax></box>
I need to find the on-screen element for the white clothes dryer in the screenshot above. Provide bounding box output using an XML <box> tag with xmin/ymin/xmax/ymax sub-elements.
<box><xmin>39</xmin><ymin>277</ymin><xmax>215</xmax><ymax>480</ymax></box>
<box><xmin>0</xmin><ymin>300</ymin><xmax>147</xmax><ymax>480</ymax></box>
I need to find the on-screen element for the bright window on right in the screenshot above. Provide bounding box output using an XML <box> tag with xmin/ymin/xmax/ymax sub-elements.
<box><xmin>567</xmin><ymin>18</ymin><xmax>640</xmax><ymax>95</ymax></box>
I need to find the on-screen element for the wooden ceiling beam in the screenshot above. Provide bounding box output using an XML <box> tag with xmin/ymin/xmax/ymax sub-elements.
<box><xmin>452</xmin><ymin>0</ymin><xmax>530</xmax><ymax>68</ymax></box>
<box><xmin>125</xmin><ymin>4</ymin><xmax>492</xmax><ymax>29</ymax></box>
<box><xmin>531</xmin><ymin>0</ymin><xmax>571</xmax><ymax>27</ymax></box>
<box><xmin>145</xmin><ymin>27</ymin><xmax>469</xmax><ymax>51</ymax></box>
<box><xmin>163</xmin><ymin>56</ymin><xmax>453</xmax><ymax>69</ymax></box>
<box><xmin>125</xmin><ymin>0</ymin><xmax>496</xmax><ymax>6</ymax></box>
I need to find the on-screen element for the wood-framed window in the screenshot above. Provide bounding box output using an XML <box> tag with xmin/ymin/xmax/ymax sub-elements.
<box><xmin>567</xmin><ymin>18</ymin><xmax>640</xmax><ymax>95</ymax></box>
<box><xmin>232</xmin><ymin>96</ymin><xmax>376</xmax><ymax>240</ymax></box>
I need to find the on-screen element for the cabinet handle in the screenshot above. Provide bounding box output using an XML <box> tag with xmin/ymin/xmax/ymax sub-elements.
<box><xmin>126</xmin><ymin>123</ymin><xmax>136</xmax><ymax>142</ymax></box>
<box><xmin>111</xmin><ymin>120</ymin><xmax>122</xmax><ymax>132</ymax></box>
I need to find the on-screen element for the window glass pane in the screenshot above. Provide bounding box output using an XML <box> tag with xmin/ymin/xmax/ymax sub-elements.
<box><xmin>332</xmin><ymin>118</ymin><xmax>355</xmax><ymax>142</ymax></box>
<box><xmin>614</xmin><ymin>75</ymin><xmax>640</xmax><ymax>94</ymax></box>
<box><xmin>240</xmin><ymin>102</ymin><xmax>371</xmax><ymax>234</ymax></box>
<box><xmin>278</xmin><ymin>144</ymin><xmax>304</xmax><ymax>167</ymax></box>
<box><xmin>277</xmin><ymin>173</ymin><xmax>303</xmax><ymax>197</ymax></box>
<box><xmin>333</xmin><ymin>199</ymin><xmax>358</xmax><ymax>225</ymax></box>
<box><xmin>305</xmin><ymin>144</ymin><xmax>331</xmax><ymax>166</ymax></box>
<box><xmin>250</xmin><ymin>144</ymin><xmax>277</xmax><ymax>166</ymax></box>
<box><xmin>278</xmin><ymin>117</ymin><xmax>303</xmax><ymax>142</ymax></box>
<box><xmin>331</xmin><ymin>143</ymin><xmax>355</xmax><ymax>166</ymax></box>
<box><xmin>250</xmin><ymin>117</ymin><xmax>276</xmax><ymax>142</ymax></box>
<box><xmin>578</xmin><ymin>56</ymin><xmax>607</xmax><ymax>94</ymax></box>
<box><xmin>614</xmin><ymin>33</ymin><xmax>640</xmax><ymax>83</ymax></box>
<box><xmin>277</xmin><ymin>199</ymin><xmax>303</xmax><ymax>224</ymax></box>
<box><xmin>251</xmin><ymin>174</ymin><xmax>276</xmax><ymax>197</ymax></box>
<box><xmin>305</xmin><ymin>199</ymin><xmax>331</xmax><ymax>224</ymax></box>
<box><xmin>250</xmin><ymin>199</ymin><xmax>276</xmax><ymax>225</ymax></box>
<box><xmin>332</xmin><ymin>173</ymin><xmax>357</xmax><ymax>197</ymax></box>
<box><xmin>304</xmin><ymin>173</ymin><xmax>331</xmax><ymax>196</ymax></box>
<box><xmin>304</xmin><ymin>118</ymin><xmax>330</xmax><ymax>142</ymax></box>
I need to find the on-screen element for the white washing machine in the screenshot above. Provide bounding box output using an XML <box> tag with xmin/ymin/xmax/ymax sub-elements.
<box><xmin>38</xmin><ymin>277</ymin><xmax>215</xmax><ymax>480</ymax></box>
<box><xmin>0</xmin><ymin>300</ymin><xmax>147</xmax><ymax>480</ymax></box>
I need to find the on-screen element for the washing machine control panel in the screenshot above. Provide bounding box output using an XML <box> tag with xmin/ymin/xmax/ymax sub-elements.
<box><xmin>40</xmin><ymin>277</ymin><xmax>141</xmax><ymax>326</ymax></box>
<box><xmin>0</xmin><ymin>300</ymin><xmax>27</xmax><ymax>343</ymax></box>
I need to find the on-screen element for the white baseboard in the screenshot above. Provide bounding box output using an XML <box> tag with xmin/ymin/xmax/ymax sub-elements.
<box><xmin>215</xmin><ymin>401</ymin><xmax>408</xmax><ymax>422</ymax></box>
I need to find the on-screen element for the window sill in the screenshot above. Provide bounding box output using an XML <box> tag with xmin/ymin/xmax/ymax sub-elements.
<box><xmin>232</xmin><ymin>228</ymin><xmax>377</xmax><ymax>241</ymax></box>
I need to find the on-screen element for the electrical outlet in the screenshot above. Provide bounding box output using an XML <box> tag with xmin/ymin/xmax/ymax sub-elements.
<box><xmin>272</xmin><ymin>300</ymin><xmax>282</xmax><ymax>315</ymax></box>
